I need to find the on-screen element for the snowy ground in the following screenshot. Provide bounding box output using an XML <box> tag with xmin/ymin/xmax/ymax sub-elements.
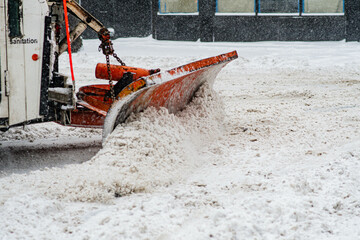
<box><xmin>1</xmin><ymin>38</ymin><xmax>360</xmax><ymax>239</ymax></box>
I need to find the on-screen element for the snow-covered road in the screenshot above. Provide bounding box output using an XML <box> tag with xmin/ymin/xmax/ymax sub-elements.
<box><xmin>1</xmin><ymin>38</ymin><xmax>360</xmax><ymax>239</ymax></box>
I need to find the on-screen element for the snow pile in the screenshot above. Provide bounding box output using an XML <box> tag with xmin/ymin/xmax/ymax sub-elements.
<box><xmin>83</xmin><ymin>84</ymin><xmax>223</xmax><ymax>199</ymax></box>
<box><xmin>0</xmin><ymin>85</ymin><xmax>225</xmax><ymax>203</ymax></box>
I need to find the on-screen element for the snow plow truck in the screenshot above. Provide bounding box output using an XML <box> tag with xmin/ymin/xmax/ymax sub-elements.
<box><xmin>0</xmin><ymin>0</ymin><xmax>238</xmax><ymax>140</ymax></box>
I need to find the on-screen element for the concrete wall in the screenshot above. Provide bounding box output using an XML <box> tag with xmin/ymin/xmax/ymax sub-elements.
<box><xmin>81</xmin><ymin>0</ymin><xmax>151</xmax><ymax>39</ymax></box>
<box><xmin>80</xmin><ymin>0</ymin><xmax>360</xmax><ymax>42</ymax></box>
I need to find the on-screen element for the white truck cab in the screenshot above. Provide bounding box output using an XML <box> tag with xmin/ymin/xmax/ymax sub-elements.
<box><xmin>0</xmin><ymin>0</ymin><xmax>50</xmax><ymax>129</ymax></box>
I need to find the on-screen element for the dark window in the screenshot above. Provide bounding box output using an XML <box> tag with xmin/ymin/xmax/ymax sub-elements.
<box><xmin>8</xmin><ymin>0</ymin><xmax>22</xmax><ymax>38</ymax></box>
<box><xmin>260</xmin><ymin>0</ymin><xmax>299</xmax><ymax>13</ymax></box>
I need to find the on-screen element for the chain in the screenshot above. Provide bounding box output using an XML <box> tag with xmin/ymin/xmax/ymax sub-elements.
<box><xmin>113</xmin><ymin>52</ymin><xmax>126</xmax><ymax>66</ymax></box>
<box><xmin>105</xmin><ymin>54</ymin><xmax>115</xmax><ymax>101</ymax></box>
<box><xmin>98</xmin><ymin>29</ymin><xmax>126</xmax><ymax>101</ymax></box>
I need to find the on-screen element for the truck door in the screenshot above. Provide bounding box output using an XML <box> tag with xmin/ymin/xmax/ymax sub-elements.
<box><xmin>0</xmin><ymin>0</ymin><xmax>9</xmax><ymax>127</ymax></box>
<box><xmin>5</xmin><ymin>0</ymin><xmax>27</xmax><ymax>125</ymax></box>
<box><xmin>5</xmin><ymin>0</ymin><xmax>48</xmax><ymax>126</ymax></box>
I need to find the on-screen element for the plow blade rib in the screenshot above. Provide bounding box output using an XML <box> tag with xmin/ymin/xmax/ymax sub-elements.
<box><xmin>103</xmin><ymin>51</ymin><xmax>238</xmax><ymax>140</ymax></box>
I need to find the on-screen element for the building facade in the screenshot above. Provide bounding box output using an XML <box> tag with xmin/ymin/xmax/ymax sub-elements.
<box><xmin>81</xmin><ymin>0</ymin><xmax>360</xmax><ymax>41</ymax></box>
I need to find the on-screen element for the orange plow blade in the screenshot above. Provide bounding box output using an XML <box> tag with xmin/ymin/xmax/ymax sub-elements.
<box><xmin>102</xmin><ymin>50</ymin><xmax>238</xmax><ymax>139</ymax></box>
<box><xmin>72</xmin><ymin>51</ymin><xmax>237</xmax><ymax>130</ymax></box>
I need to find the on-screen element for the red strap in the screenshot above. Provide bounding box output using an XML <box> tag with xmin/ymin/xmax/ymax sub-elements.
<box><xmin>62</xmin><ymin>0</ymin><xmax>75</xmax><ymax>83</ymax></box>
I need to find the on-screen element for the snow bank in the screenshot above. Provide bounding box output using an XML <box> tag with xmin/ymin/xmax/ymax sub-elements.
<box><xmin>0</xmin><ymin>122</ymin><xmax>101</xmax><ymax>142</ymax></box>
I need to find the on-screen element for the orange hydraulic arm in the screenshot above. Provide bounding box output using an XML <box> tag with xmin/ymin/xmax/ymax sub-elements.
<box><xmin>95</xmin><ymin>64</ymin><xmax>160</xmax><ymax>81</ymax></box>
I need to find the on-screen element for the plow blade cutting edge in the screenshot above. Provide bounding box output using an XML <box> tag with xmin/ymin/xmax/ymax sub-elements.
<box><xmin>102</xmin><ymin>50</ymin><xmax>238</xmax><ymax>140</ymax></box>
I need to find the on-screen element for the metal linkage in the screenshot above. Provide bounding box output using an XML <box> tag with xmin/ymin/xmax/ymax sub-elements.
<box><xmin>98</xmin><ymin>30</ymin><xmax>126</xmax><ymax>101</ymax></box>
<box><xmin>113</xmin><ymin>52</ymin><xmax>126</xmax><ymax>66</ymax></box>
<box><xmin>105</xmin><ymin>54</ymin><xmax>115</xmax><ymax>100</ymax></box>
